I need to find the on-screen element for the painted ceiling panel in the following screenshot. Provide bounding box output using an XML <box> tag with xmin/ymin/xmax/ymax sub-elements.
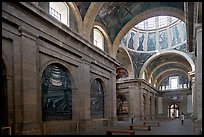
<box><xmin>146</xmin><ymin>54</ymin><xmax>188</xmax><ymax>72</ymax></box>
<box><xmin>95</xmin><ymin>2</ymin><xmax>184</xmax><ymax>42</ymax></box>
<box><xmin>152</xmin><ymin>63</ymin><xmax>190</xmax><ymax>79</ymax></box>
<box><xmin>75</xmin><ymin>2</ymin><xmax>91</xmax><ymax>20</ymax></box>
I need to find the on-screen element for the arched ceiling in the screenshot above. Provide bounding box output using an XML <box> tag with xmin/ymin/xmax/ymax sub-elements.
<box><xmin>73</xmin><ymin>2</ymin><xmax>184</xmax><ymax>43</ymax></box>
<box><xmin>143</xmin><ymin>52</ymin><xmax>193</xmax><ymax>87</ymax></box>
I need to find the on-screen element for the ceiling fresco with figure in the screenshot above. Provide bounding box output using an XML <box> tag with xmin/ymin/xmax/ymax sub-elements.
<box><xmin>72</xmin><ymin>2</ymin><xmax>192</xmax><ymax>87</ymax></box>
<box><xmin>74</xmin><ymin>2</ymin><xmax>184</xmax><ymax>43</ymax></box>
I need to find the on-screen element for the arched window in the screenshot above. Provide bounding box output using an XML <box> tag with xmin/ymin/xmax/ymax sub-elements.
<box><xmin>93</xmin><ymin>28</ymin><xmax>104</xmax><ymax>51</ymax></box>
<box><xmin>49</xmin><ymin>2</ymin><xmax>69</xmax><ymax>26</ymax></box>
<box><xmin>41</xmin><ymin>63</ymin><xmax>72</xmax><ymax>121</ymax></box>
<box><xmin>90</xmin><ymin>78</ymin><xmax>104</xmax><ymax>118</ymax></box>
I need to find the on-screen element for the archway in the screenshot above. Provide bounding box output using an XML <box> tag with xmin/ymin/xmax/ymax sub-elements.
<box><xmin>168</xmin><ymin>104</ymin><xmax>179</xmax><ymax>118</ymax></box>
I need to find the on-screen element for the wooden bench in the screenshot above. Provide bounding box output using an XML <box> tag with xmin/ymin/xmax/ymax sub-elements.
<box><xmin>106</xmin><ymin>130</ymin><xmax>135</xmax><ymax>135</ymax></box>
<box><xmin>143</xmin><ymin>121</ymin><xmax>160</xmax><ymax>127</ymax></box>
<box><xmin>130</xmin><ymin>125</ymin><xmax>151</xmax><ymax>131</ymax></box>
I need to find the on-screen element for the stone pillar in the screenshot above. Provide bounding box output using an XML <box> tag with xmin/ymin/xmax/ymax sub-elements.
<box><xmin>109</xmin><ymin>71</ymin><xmax>117</xmax><ymax>126</ymax></box>
<box><xmin>189</xmin><ymin>72</ymin><xmax>196</xmax><ymax>118</ymax></box>
<box><xmin>128</xmin><ymin>85</ymin><xmax>140</xmax><ymax>120</ymax></box>
<box><xmin>78</xmin><ymin>60</ymin><xmax>91</xmax><ymax>132</ymax></box>
<box><xmin>18</xmin><ymin>26</ymin><xmax>41</xmax><ymax>134</ymax></box>
<box><xmin>146</xmin><ymin>90</ymin><xmax>150</xmax><ymax>119</ymax></box>
<box><xmin>194</xmin><ymin>24</ymin><xmax>202</xmax><ymax>135</ymax></box>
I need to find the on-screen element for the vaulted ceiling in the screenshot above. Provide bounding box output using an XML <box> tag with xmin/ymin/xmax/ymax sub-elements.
<box><xmin>71</xmin><ymin>2</ymin><xmax>197</xmax><ymax>88</ymax></box>
<box><xmin>74</xmin><ymin>2</ymin><xmax>184</xmax><ymax>42</ymax></box>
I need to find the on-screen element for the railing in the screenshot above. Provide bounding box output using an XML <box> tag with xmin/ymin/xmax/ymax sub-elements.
<box><xmin>2</xmin><ymin>127</ymin><xmax>11</xmax><ymax>135</ymax></box>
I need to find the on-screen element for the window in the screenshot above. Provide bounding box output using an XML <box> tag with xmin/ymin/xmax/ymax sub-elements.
<box><xmin>49</xmin><ymin>2</ymin><xmax>69</xmax><ymax>26</ymax></box>
<box><xmin>169</xmin><ymin>76</ymin><xmax>178</xmax><ymax>89</ymax></box>
<box><xmin>93</xmin><ymin>28</ymin><xmax>104</xmax><ymax>51</ymax></box>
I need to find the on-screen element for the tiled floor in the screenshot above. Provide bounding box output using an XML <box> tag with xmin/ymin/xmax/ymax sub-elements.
<box><xmin>54</xmin><ymin>118</ymin><xmax>195</xmax><ymax>135</ymax></box>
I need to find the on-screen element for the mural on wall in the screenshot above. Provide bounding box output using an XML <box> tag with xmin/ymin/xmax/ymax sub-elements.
<box><xmin>174</xmin><ymin>43</ymin><xmax>188</xmax><ymax>53</ymax></box>
<box><xmin>137</xmin><ymin>33</ymin><xmax>145</xmax><ymax>51</ymax></box>
<box><xmin>90</xmin><ymin>78</ymin><xmax>104</xmax><ymax>118</ymax></box>
<box><xmin>159</xmin><ymin>30</ymin><xmax>168</xmax><ymax>49</ymax></box>
<box><xmin>116</xmin><ymin>94</ymin><xmax>128</xmax><ymax>114</ymax></box>
<box><xmin>147</xmin><ymin>32</ymin><xmax>156</xmax><ymax>51</ymax></box>
<box><xmin>181</xmin><ymin>22</ymin><xmax>187</xmax><ymax>41</ymax></box>
<box><xmin>170</xmin><ymin>25</ymin><xmax>181</xmax><ymax>46</ymax></box>
<box><xmin>116</xmin><ymin>67</ymin><xmax>129</xmax><ymax>79</ymax></box>
<box><xmin>41</xmin><ymin>64</ymin><xmax>72</xmax><ymax>121</ymax></box>
<box><xmin>128</xmin><ymin>32</ymin><xmax>135</xmax><ymax>50</ymax></box>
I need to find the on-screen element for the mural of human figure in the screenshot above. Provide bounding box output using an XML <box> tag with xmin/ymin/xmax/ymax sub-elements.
<box><xmin>128</xmin><ymin>32</ymin><xmax>135</xmax><ymax>50</ymax></box>
<box><xmin>137</xmin><ymin>33</ymin><xmax>144</xmax><ymax>51</ymax></box>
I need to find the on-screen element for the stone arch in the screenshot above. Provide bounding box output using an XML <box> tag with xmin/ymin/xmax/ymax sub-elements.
<box><xmin>139</xmin><ymin>50</ymin><xmax>195</xmax><ymax>79</ymax></box>
<box><xmin>112</xmin><ymin>7</ymin><xmax>184</xmax><ymax>58</ymax></box>
<box><xmin>40</xmin><ymin>60</ymin><xmax>77</xmax><ymax>90</ymax></box>
<box><xmin>41</xmin><ymin>62</ymin><xmax>74</xmax><ymax>120</ymax></box>
<box><xmin>67</xmin><ymin>2</ymin><xmax>83</xmax><ymax>34</ymax></box>
<box><xmin>116</xmin><ymin>47</ymin><xmax>134</xmax><ymax>79</ymax></box>
<box><xmin>83</xmin><ymin>2</ymin><xmax>104</xmax><ymax>41</ymax></box>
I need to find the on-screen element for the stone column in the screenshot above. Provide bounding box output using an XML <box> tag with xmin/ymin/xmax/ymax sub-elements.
<box><xmin>194</xmin><ymin>24</ymin><xmax>202</xmax><ymax>135</ymax></box>
<box><xmin>109</xmin><ymin>71</ymin><xmax>117</xmax><ymax>126</ymax></box>
<box><xmin>128</xmin><ymin>84</ymin><xmax>140</xmax><ymax>121</ymax></box>
<box><xmin>77</xmin><ymin>60</ymin><xmax>91</xmax><ymax>131</ymax></box>
<box><xmin>18</xmin><ymin>26</ymin><xmax>41</xmax><ymax>134</ymax></box>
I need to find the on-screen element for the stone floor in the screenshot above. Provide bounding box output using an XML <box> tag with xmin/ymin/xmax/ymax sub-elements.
<box><xmin>57</xmin><ymin>118</ymin><xmax>195</xmax><ymax>135</ymax></box>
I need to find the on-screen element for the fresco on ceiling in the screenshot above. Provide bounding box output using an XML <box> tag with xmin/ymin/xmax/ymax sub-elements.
<box><xmin>75</xmin><ymin>2</ymin><xmax>91</xmax><ymax>20</ymax></box>
<box><xmin>174</xmin><ymin>43</ymin><xmax>188</xmax><ymax>53</ymax></box>
<box><xmin>147</xmin><ymin>32</ymin><xmax>156</xmax><ymax>51</ymax></box>
<box><xmin>159</xmin><ymin>30</ymin><xmax>168</xmax><ymax>50</ymax></box>
<box><xmin>146</xmin><ymin>54</ymin><xmax>186</xmax><ymax>72</ymax></box>
<box><xmin>96</xmin><ymin>2</ymin><xmax>184</xmax><ymax>43</ymax></box>
<box><xmin>152</xmin><ymin>63</ymin><xmax>189</xmax><ymax>79</ymax></box>
<box><xmin>128</xmin><ymin>32</ymin><xmax>135</xmax><ymax>50</ymax></box>
<box><xmin>170</xmin><ymin>25</ymin><xmax>181</xmax><ymax>46</ymax></box>
<box><xmin>137</xmin><ymin>33</ymin><xmax>145</xmax><ymax>51</ymax></box>
<box><xmin>181</xmin><ymin>22</ymin><xmax>187</xmax><ymax>41</ymax></box>
<box><xmin>116</xmin><ymin>67</ymin><xmax>129</xmax><ymax>79</ymax></box>
<box><xmin>128</xmin><ymin>51</ymin><xmax>154</xmax><ymax>78</ymax></box>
